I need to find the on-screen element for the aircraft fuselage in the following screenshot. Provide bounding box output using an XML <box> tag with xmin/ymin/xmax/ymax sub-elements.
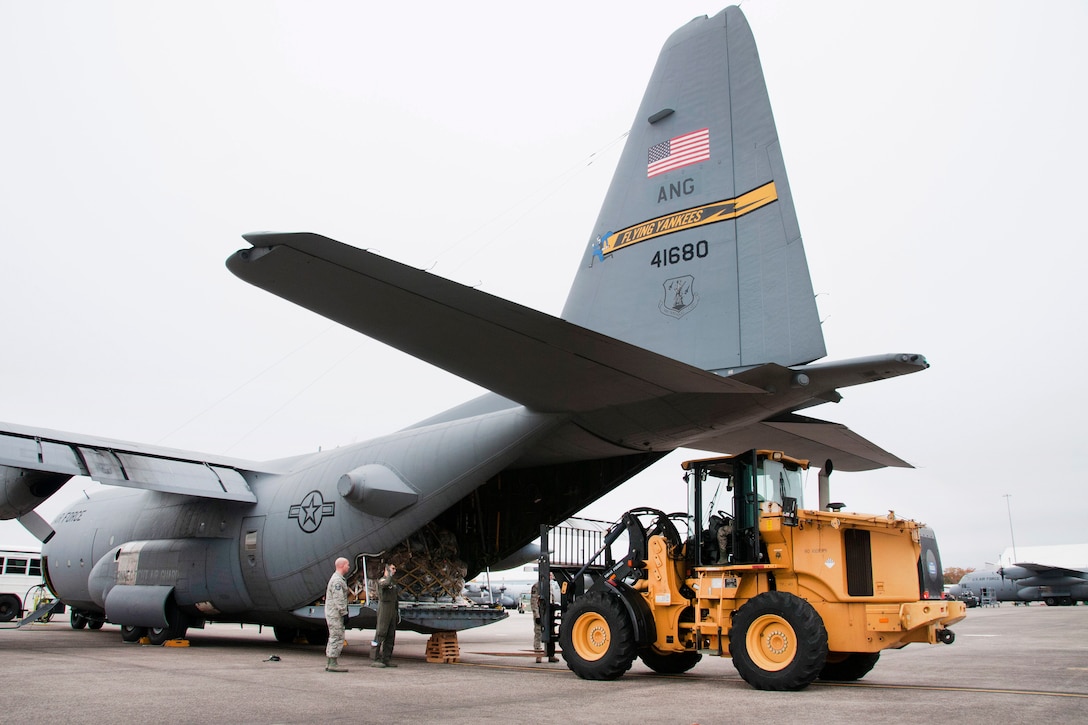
<box><xmin>44</xmin><ymin>405</ymin><xmax>557</xmax><ymax>627</ymax></box>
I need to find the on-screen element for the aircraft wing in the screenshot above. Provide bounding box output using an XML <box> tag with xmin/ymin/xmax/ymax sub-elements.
<box><xmin>226</xmin><ymin>232</ymin><xmax>766</xmax><ymax>413</ymax></box>
<box><xmin>0</xmin><ymin>421</ymin><xmax>264</xmax><ymax>503</ymax></box>
<box><xmin>1011</xmin><ymin>562</ymin><xmax>1088</xmax><ymax>579</ymax></box>
<box><xmin>227</xmin><ymin>233</ymin><xmax>921</xmax><ymax>472</ymax></box>
<box><xmin>686</xmin><ymin>413</ymin><xmax>912</xmax><ymax>470</ymax></box>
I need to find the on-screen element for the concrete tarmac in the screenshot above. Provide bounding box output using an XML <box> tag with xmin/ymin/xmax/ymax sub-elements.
<box><xmin>1</xmin><ymin>603</ymin><xmax>1085</xmax><ymax>724</ymax></box>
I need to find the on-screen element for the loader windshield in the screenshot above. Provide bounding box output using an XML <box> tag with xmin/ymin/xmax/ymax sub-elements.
<box><xmin>756</xmin><ymin>459</ymin><xmax>804</xmax><ymax>509</ymax></box>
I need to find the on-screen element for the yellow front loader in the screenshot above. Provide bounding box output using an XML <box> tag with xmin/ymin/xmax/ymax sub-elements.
<box><xmin>548</xmin><ymin>450</ymin><xmax>965</xmax><ymax>690</ymax></box>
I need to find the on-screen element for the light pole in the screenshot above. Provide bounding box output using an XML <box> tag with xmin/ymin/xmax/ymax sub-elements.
<box><xmin>1003</xmin><ymin>493</ymin><xmax>1017</xmax><ymax>564</ymax></box>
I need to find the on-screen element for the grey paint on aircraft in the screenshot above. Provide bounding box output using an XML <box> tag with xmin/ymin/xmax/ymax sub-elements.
<box><xmin>563</xmin><ymin>9</ymin><xmax>825</xmax><ymax>371</ymax></box>
<box><xmin>0</xmin><ymin>6</ymin><xmax>930</xmax><ymax>637</ymax></box>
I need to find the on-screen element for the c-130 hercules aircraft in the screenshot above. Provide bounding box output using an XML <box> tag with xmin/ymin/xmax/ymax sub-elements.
<box><xmin>0</xmin><ymin>6</ymin><xmax>929</xmax><ymax>643</ymax></box>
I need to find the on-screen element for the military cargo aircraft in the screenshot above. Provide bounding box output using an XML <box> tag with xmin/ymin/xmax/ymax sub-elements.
<box><xmin>464</xmin><ymin>566</ymin><xmax>550</xmax><ymax>610</ymax></box>
<box><xmin>947</xmin><ymin>570</ymin><xmax>1023</xmax><ymax>605</ymax></box>
<box><xmin>0</xmin><ymin>6</ymin><xmax>929</xmax><ymax>643</ymax></box>
<box><xmin>948</xmin><ymin>544</ymin><xmax>1088</xmax><ymax>606</ymax></box>
<box><xmin>995</xmin><ymin>544</ymin><xmax>1088</xmax><ymax>606</ymax></box>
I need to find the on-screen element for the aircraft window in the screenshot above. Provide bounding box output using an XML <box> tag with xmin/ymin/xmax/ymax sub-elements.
<box><xmin>5</xmin><ymin>558</ymin><xmax>28</xmax><ymax>575</ymax></box>
<box><xmin>244</xmin><ymin>531</ymin><xmax>257</xmax><ymax>551</ymax></box>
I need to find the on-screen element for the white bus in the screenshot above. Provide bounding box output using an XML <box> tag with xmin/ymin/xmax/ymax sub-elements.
<box><xmin>0</xmin><ymin>548</ymin><xmax>51</xmax><ymax>622</ymax></box>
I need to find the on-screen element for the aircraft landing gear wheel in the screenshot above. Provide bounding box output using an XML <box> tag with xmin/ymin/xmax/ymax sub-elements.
<box><xmin>70</xmin><ymin>611</ymin><xmax>88</xmax><ymax>630</ymax></box>
<box><xmin>819</xmin><ymin>652</ymin><xmax>880</xmax><ymax>681</ymax></box>
<box><xmin>147</xmin><ymin>623</ymin><xmax>188</xmax><ymax>645</ymax></box>
<box><xmin>559</xmin><ymin>590</ymin><xmax>638</xmax><ymax>680</ymax></box>
<box><xmin>121</xmin><ymin>625</ymin><xmax>147</xmax><ymax>643</ymax></box>
<box><xmin>147</xmin><ymin>627</ymin><xmax>170</xmax><ymax>645</ymax></box>
<box><xmin>0</xmin><ymin>594</ymin><xmax>21</xmax><ymax>622</ymax></box>
<box><xmin>88</xmin><ymin>619</ymin><xmax>104</xmax><ymax>630</ymax></box>
<box><xmin>729</xmin><ymin>591</ymin><xmax>827</xmax><ymax>691</ymax></box>
<box><xmin>147</xmin><ymin>603</ymin><xmax>189</xmax><ymax>645</ymax></box>
<box><xmin>274</xmin><ymin>626</ymin><xmax>299</xmax><ymax>643</ymax></box>
<box><xmin>304</xmin><ymin>628</ymin><xmax>329</xmax><ymax>646</ymax></box>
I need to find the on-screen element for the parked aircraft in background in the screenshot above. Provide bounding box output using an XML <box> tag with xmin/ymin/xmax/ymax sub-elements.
<box><xmin>948</xmin><ymin>544</ymin><xmax>1088</xmax><ymax>606</ymax></box>
<box><xmin>464</xmin><ymin>567</ymin><xmax>539</xmax><ymax>610</ymax></box>
<box><xmin>998</xmin><ymin>544</ymin><xmax>1088</xmax><ymax>606</ymax></box>
<box><xmin>0</xmin><ymin>6</ymin><xmax>929</xmax><ymax>644</ymax></box>
<box><xmin>947</xmin><ymin>570</ymin><xmax>1023</xmax><ymax>605</ymax></box>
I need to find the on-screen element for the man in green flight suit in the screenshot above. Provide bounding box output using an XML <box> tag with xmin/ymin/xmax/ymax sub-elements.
<box><xmin>372</xmin><ymin>562</ymin><xmax>400</xmax><ymax>668</ymax></box>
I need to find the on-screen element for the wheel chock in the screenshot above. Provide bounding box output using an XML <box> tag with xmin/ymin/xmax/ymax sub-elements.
<box><xmin>425</xmin><ymin>631</ymin><xmax>460</xmax><ymax>663</ymax></box>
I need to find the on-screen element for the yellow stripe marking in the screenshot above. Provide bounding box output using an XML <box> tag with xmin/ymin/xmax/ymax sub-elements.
<box><xmin>602</xmin><ymin>181</ymin><xmax>778</xmax><ymax>256</ymax></box>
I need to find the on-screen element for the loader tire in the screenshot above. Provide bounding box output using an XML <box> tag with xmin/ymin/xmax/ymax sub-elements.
<box><xmin>639</xmin><ymin>648</ymin><xmax>702</xmax><ymax>674</ymax></box>
<box><xmin>560</xmin><ymin>590</ymin><xmax>637</xmax><ymax>680</ymax></box>
<box><xmin>819</xmin><ymin>652</ymin><xmax>880</xmax><ymax>681</ymax></box>
<box><xmin>729</xmin><ymin>591</ymin><xmax>827</xmax><ymax>691</ymax></box>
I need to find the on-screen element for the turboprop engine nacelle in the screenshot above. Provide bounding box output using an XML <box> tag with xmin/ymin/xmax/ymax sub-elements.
<box><xmin>337</xmin><ymin>463</ymin><xmax>418</xmax><ymax>518</ymax></box>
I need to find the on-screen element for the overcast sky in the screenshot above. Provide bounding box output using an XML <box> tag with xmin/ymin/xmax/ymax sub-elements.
<box><xmin>2</xmin><ymin>1</ymin><xmax>1086</xmax><ymax>570</ymax></box>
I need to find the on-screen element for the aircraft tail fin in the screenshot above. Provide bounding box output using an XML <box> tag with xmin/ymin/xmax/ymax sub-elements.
<box><xmin>562</xmin><ymin>7</ymin><xmax>825</xmax><ymax>373</ymax></box>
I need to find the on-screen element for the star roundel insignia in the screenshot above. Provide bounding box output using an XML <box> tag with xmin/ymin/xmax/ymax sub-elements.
<box><xmin>288</xmin><ymin>490</ymin><xmax>336</xmax><ymax>533</ymax></box>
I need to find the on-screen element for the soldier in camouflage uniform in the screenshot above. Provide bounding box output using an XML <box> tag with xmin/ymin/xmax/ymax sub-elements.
<box><xmin>324</xmin><ymin>557</ymin><xmax>351</xmax><ymax>672</ymax></box>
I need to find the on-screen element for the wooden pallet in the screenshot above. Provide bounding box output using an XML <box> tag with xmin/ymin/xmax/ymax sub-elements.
<box><xmin>425</xmin><ymin>631</ymin><xmax>459</xmax><ymax>663</ymax></box>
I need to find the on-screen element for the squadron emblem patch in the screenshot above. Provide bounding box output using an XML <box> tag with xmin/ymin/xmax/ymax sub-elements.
<box><xmin>661</xmin><ymin>275</ymin><xmax>697</xmax><ymax>318</ymax></box>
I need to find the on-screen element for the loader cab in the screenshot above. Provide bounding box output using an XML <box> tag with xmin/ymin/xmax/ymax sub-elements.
<box><xmin>683</xmin><ymin>450</ymin><xmax>809</xmax><ymax>566</ymax></box>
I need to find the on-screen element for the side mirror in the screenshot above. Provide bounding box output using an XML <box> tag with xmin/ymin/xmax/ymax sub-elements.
<box><xmin>782</xmin><ymin>496</ymin><xmax>798</xmax><ymax>526</ymax></box>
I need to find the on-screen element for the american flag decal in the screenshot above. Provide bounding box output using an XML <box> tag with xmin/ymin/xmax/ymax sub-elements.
<box><xmin>647</xmin><ymin>128</ymin><xmax>710</xmax><ymax>178</ymax></box>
